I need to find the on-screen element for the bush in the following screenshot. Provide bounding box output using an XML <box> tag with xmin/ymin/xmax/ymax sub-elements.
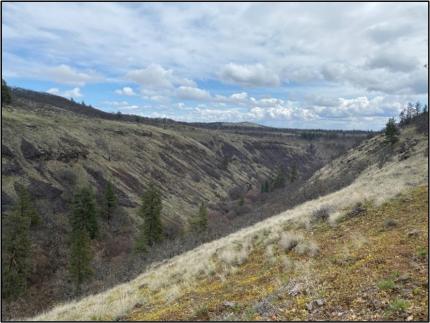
<box><xmin>346</xmin><ymin>202</ymin><xmax>366</xmax><ymax>218</ymax></box>
<box><xmin>278</xmin><ymin>233</ymin><xmax>301</xmax><ymax>252</ymax></box>
<box><xmin>383</xmin><ymin>218</ymin><xmax>398</xmax><ymax>229</ymax></box>
<box><xmin>294</xmin><ymin>241</ymin><xmax>319</xmax><ymax>257</ymax></box>
<box><xmin>312</xmin><ymin>206</ymin><xmax>330</xmax><ymax>222</ymax></box>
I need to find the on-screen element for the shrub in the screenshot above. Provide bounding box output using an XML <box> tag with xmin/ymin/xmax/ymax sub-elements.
<box><xmin>278</xmin><ymin>233</ymin><xmax>301</xmax><ymax>252</ymax></box>
<box><xmin>294</xmin><ymin>241</ymin><xmax>319</xmax><ymax>257</ymax></box>
<box><xmin>312</xmin><ymin>206</ymin><xmax>330</xmax><ymax>222</ymax></box>
<box><xmin>346</xmin><ymin>202</ymin><xmax>366</xmax><ymax>218</ymax></box>
<box><xmin>383</xmin><ymin>218</ymin><xmax>398</xmax><ymax>229</ymax></box>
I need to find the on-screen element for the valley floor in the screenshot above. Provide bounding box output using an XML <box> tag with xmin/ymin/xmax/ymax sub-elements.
<box><xmin>128</xmin><ymin>186</ymin><xmax>428</xmax><ymax>321</ymax></box>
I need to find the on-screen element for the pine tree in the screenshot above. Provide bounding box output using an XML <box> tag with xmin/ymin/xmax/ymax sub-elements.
<box><xmin>102</xmin><ymin>181</ymin><xmax>117</xmax><ymax>223</ymax></box>
<box><xmin>71</xmin><ymin>186</ymin><xmax>98</xmax><ymax>239</ymax></box>
<box><xmin>1</xmin><ymin>186</ymin><xmax>40</xmax><ymax>299</ymax></box>
<box><xmin>273</xmin><ymin>167</ymin><xmax>286</xmax><ymax>189</ymax></box>
<box><xmin>14</xmin><ymin>186</ymin><xmax>40</xmax><ymax>227</ymax></box>
<box><xmin>264</xmin><ymin>180</ymin><xmax>270</xmax><ymax>193</ymax></box>
<box><xmin>2</xmin><ymin>79</ymin><xmax>12</xmax><ymax>106</ymax></box>
<box><xmin>136</xmin><ymin>182</ymin><xmax>163</xmax><ymax>251</ymax></box>
<box><xmin>189</xmin><ymin>202</ymin><xmax>208</xmax><ymax>232</ymax></box>
<box><xmin>289</xmin><ymin>164</ymin><xmax>298</xmax><ymax>183</ymax></box>
<box><xmin>69</xmin><ymin>187</ymin><xmax>96</xmax><ymax>293</ymax></box>
<box><xmin>1</xmin><ymin>211</ymin><xmax>31</xmax><ymax>299</ymax></box>
<box><xmin>384</xmin><ymin>118</ymin><xmax>400</xmax><ymax>144</ymax></box>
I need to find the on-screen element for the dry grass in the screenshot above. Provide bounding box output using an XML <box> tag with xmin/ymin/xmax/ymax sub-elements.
<box><xmin>28</xmin><ymin>134</ymin><xmax>428</xmax><ymax>321</ymax></box>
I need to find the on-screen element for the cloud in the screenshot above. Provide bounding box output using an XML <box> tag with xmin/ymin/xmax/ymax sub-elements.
<box><xmin>3</xmin><ymin>2</ymin><xmax>428</xmax><ymax>130</ymax></box>
<box><xmin>321</xmin><ymin>62</ymin><xmax>428</xmax><ymax>95</ymax></box>
<box><xmin>366</xmin><ymin>22</ymin><xmax>414</xmax><ymax>44</ymax></box>
<box><xmin>220</xmin><ymin>63</ymin><xmax>280</xmax><ymax>87</ymax></box>
<box><xmin>115</xmin><ymin>86</ymin><xmax>136</xmax><ymax>96</ymax></box>
<box><xmin>176</xmin><ymin>86</ymin><xmax>211</xmax><ymax>100</ymax></box>
<box><xmin>46</xmin><ymin>87</ymin><xmax>82</xmax><ymax>99</ymax></box>
<box><xmin>45</xmin><ymin>65</ymin><xmax>97</xmax><ymax>86</ymax></box>
<box><xmin>126</xmin><ymin>64</ymin><xmax>174</xmax><ymax>89</ymax></box>
<box><xmin>365</xmin><ymin>51</ymin><xmax>420</xmax><ymax>72</ymax></box>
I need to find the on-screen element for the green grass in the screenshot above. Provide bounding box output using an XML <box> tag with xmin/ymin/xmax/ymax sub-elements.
<box><xmin>417</xmin><ymin>246</ymin><xmax>427</xmax><ymax>259</ymax></box>
<box><xmin>388</xmin><ymin>298</ymin><xmax>409</xmax><ymax>312</ymax></box>
<box><xmin>377</xmin><ymin>278</ymin><xmax>396</xmax><ymax>290</ymax></box>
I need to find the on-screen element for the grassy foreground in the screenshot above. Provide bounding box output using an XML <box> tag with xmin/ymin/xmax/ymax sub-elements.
<box><xmin>128</xmin><ymin>186</ymin><xmax>428</xmax><ymax>321</ymax></box>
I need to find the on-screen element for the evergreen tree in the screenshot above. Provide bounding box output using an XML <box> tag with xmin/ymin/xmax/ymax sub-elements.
<box><xmin>136</xmin><ymin>182</ymin><xmax>163</xmax><ymax>252</ymax></box>
<box><xmin>264</xmin><ymin>180</ymin><xmax>270</xmax><ymax>192</ymax></box>
<box><xmin>14</xmin><ymin>186</ymin><xmax>40</xmax><ymax>227</ymax></box>
<box><xmin>189</xmin><ymin>202</ymin><xmax>208</xmax><ymax>232</ymax></box>
<box><xmin>1</xmin><ymin>211</ymin><xmax>31</xmax><ymax>299</ymax></box>
<box><xmin>1</xmin><ymin>186</ymin><xmax>40</xmax><ymax>299</ymax></box>
<box><xmin>102</xmin><ymin>181</ymin><xmax>117</xmax><ymax>223</ymax></box>
<box><xmin>72</xmin><ymin>187</ymin><xmax>98</xmax><ymax>239</ymax></box>
<box><xmin>2</xmin><ymin>79</ymin><xmax>12</xmax><ymax>106</ymax></box>
<box><xmin>289</xmin><ymin>164</ymin><xmax>298</xmax><ymax>183</ymax></box>
<box><xmin>69</xmin><ymin>187</ymin><xmax>96</xmax><ymax>293</ymax></box>
<box><xmin>384</xmin><ymin>118</ymin><xmax>400</xmax><ymax>144</ymax></box>
<box><xmin>273</xmin><ymin>167</ymin><xmax>286</xmax><ymax>189</ymax></box>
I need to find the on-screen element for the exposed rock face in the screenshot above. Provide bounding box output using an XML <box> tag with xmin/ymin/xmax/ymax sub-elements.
<box><xmin>21</xmin><ymin>138</ymin><xmax>50</xmax><ymax>160</ymax></box>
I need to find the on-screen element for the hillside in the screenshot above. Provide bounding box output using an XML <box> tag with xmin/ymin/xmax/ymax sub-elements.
<box><xmin>1</xmin><ymin>88</ymin><xmax>370</xmax><ymax>319</ymax></box>
<box><xmin>27</xmin><ymin>120</ymin><xmax>428</xmax><ymax>321</ymax></box>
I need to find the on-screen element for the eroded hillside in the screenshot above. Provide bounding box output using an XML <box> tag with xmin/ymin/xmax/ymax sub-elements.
<box><xmin>1</xmin><ymin>89</ymin><xmax>369</xmax><ymax>319</ymax></box>
<box><xmin>26</xmin><ymin>120</ymin><xmax>428</xmax><ymax>321</ymax></box>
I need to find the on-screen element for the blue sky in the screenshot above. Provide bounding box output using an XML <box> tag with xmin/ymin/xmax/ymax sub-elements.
<box><xmin>2</xmin><ymin>2</ymin><xmax>428</xmax><ymax>130</ymax></box>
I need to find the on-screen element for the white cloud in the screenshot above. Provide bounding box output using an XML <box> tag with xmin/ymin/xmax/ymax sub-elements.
<box><xmin>45</xmin><ymin>64</ymin><xmax>97</xmax><ymax>86</ymax></box>
<box><xmin>176</xmin><ymin>86</ymin><xmax>211</xmax><ymax>100</ymax></box>
<box><xmin>126</xmin><ymin>64</ymin><xmax>174</xmax><ymax>89</ymax></box>
<box><xmin>115</xmin><ymin>86</ymin><xmax>136</xmax><ymax>96</ymax></box>
<box><xmin>220</xmin><ymin>63</ymin><xmax>280</xmax><ymax>87</ymax></box>
<box><xmin>47</xmin><ymin>87</ymin><xmax>82</xmax><ymax>99</ymax></box>
<box><xmin>3</xmin><ymin>2</ymin><xmax>428</xmax><ymax>129</ymax></box>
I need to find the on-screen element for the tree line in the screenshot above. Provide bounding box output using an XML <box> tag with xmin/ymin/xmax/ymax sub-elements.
<box><xmin>2</xmin><ymin>180</ymin><xmax>209</xmax><ymax>298</ymax></box>
<box><xmin>384</xmin><ymin>101</ymin><xmax>428</xmax><ymax>144</ymax></box>
<box><xmin>260</xmin><ymin>164</ymin><xmax>298</xmax><ymax>193</ymax></box>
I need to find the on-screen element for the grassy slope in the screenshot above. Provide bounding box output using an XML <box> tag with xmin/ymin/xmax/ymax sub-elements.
<box><xmin>29</xmin><ymin>126</ymin><xmax>428</xmax><ymax>321</ymax></box>
<box><xmin>129</xmin><ymin>186</ymin><xmax>428</xmax><ymax>321</ymax></box>
<box><xmin>2</xmin><ymin>103</ymin><xmax>351</xmax><ymax>224</ymax></box>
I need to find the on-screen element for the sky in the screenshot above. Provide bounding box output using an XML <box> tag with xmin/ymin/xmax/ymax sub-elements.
<box><xmin>2</xmin><ymin>2</ymin><xmax>428</xmax><ymax>130</ymax></box>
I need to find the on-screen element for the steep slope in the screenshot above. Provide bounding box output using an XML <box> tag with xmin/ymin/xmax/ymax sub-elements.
<box><xmin>28</xmin><ymin>124</ymin><xmax>428</xmax><ymax>321</ymax></box>
<box><xmin>1</xmin><ymin>88</ymin><xmax>369</xmax><ymax>318</ymax></box>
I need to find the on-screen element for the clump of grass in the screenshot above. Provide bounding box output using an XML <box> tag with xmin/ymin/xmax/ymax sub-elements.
<box><xmin>193</xmin><ymin>304</ymin><xmax>209</xmax><ymax>319</ymax></box>
<box><xmin>294</xmin><ymin>241</ymin><xmax>319</xmax><ymax>257</ymax></box>
<box><xmin>416</xmin><ymin>246</ymin><xmax>427</xmax><ymax>259</ymax></box>
<box><xmin>311</xmin><ymin>205</ymin><xmax>331</xmax><ymax>222</ymax></box>
<box><xmin>383</xmin><ymin>218</ymin><xmax>398</xmax><ymax>229</ymax></box>
<box><xmin>278</xmin><ymin>232</ymin><xmax>302</xmax><ymax>252</ymax></box>
<box><xmin>242</xmin><ymin>307</ymin><xmax>257</xmax><ymax>320</ymax></box>
<box><xmin>388</xmin><ymin>298</ymin><xmax>409</xmax><ymax>312</ymax></box>
<box><xmin>377</xmin><ymin>278</ymin><xmax>396</xmax><ymax>290</ymax></box>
